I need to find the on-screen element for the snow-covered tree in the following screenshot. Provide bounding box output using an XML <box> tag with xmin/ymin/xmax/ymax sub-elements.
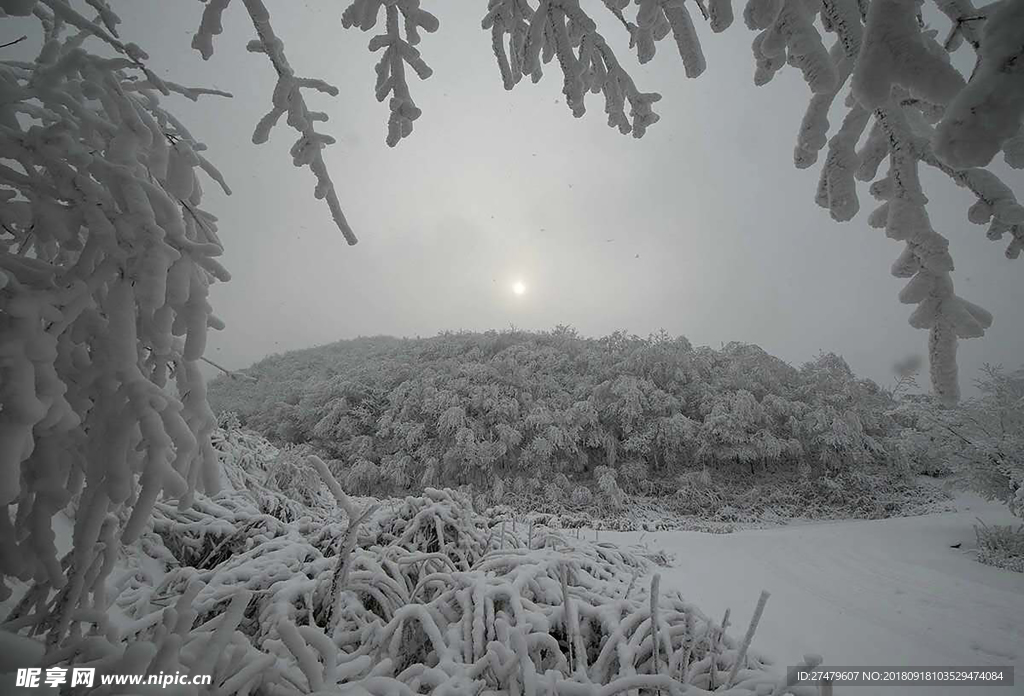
<box><xmin>887</xmin><ymin>364</ymin><xmax>1023</xmax><ymax>513</ymax></box>
<box><xmin>946</xmin><ymin>365</ymin><xmax>1024</xmax><ymax>516</ymax></box>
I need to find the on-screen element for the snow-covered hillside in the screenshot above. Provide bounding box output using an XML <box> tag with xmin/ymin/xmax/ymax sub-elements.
<box><xmin>608</xmin><ymin>492</ymin><xmax>1024</xmax><ymax>696</ymax></box>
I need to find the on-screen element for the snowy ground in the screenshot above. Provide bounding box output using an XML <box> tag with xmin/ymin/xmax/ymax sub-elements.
<box><xmin>605</xmin><ymin>492</ymin><xmax>1024</xmax><ymax>696</ymax></box>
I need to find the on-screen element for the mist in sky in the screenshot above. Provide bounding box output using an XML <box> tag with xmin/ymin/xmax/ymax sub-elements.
<box><xmin>35</xmin><ymin>3</ymin><xmax>1024</xmax><ymax>392</ymax></box>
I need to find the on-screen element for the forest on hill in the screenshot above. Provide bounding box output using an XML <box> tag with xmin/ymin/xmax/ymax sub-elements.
<box><xmin>208</xmin><ymin>328</ymin><xmax>968</xmax><ymax>520</ymax></box>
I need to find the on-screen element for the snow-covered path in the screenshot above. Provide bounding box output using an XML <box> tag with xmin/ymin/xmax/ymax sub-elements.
<box><xmin>608</xmin><ymin>494</ymin><xmax>1024</xmax><ymax>696</ymax></box>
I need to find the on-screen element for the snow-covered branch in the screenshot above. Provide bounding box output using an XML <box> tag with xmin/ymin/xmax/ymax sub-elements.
<box><xmin>932</xmin><ymin>0</ymin><xmax>1024</xmax><ymax>168</ymax></box>
<box><xmin>0</xmin><ymin>2</ymin><xmax>231</xmax><ymax>632</ymax></box>
<box><xmin>343</xmin><ymin>0</ymin><xmax>439</xmax><ymax>147</ymax></box>
<box><xmin>191</xmin><ymin>0</ymin><xmax>358</xmax><ymax>244</ymax></box>
<box><xmin>484</xmin><ymin>0</ymin><xmax>666</xmax><ymax>137</ymax></box>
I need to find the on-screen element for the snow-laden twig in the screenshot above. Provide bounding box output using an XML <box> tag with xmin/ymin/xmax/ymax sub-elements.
<box><xmin>933</xmin><ymin>0</ymin><xmax>1024</xmax><ymax>168</ymax></box>
<box><xmin>190</xmin><ymin>0</ymin><xmax>358</xmax><ymax>244</ymax></box>
<box><xmin>342</xmin><ymin>0</ymin><xmax>439</xmax><ymax>147</ymax></box>
<box><xmin>483</xmin><ymin>0</ymin><xmax>664</xmax><ymax>137</ymax></box>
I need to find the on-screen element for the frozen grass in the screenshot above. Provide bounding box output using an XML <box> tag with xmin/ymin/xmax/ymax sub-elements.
<box><xmin>489</xmin><ymin>467</ymin><xmax>955</xmax><ymax>534</ymax></box>
<box><xmin>0</xmin><ymin>430</ymin><xmax>829</xmax><ymax>696</ymax></box>
<box><xmin>5</xmin><ymin>426</ymin><xmax>1017</xmax><ymax>696</ymax></box>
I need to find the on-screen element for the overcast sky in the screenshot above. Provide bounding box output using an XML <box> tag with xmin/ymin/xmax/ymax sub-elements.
<box><xmin>14</xmin><ymin>2</ymin><xmax>1023</xmax><ymax>393</ymax></box>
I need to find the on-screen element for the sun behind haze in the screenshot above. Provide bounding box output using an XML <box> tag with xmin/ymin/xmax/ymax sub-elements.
<box><xmin>45</xmin><ymin>2</ymin><xmax>1020</xmax><ymax>396</ymax></box>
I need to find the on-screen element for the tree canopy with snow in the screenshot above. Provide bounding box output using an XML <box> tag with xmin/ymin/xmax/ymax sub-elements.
<box><xmin>207</xmin><ymin>332</ymin><xmax>902</xmax><ymax>495</ymax></box>
<box><xmin>0</xmin><ymin>0</ymin><xmax>1022</xmax><ymax>679</ymax></box>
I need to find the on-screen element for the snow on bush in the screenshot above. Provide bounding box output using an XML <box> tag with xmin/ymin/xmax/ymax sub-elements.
<box><xmin>974</xmin><ymin>520</ymin><xmax>1024</xmax><ymax>574</ymax></box>
<box><xmin>594</xmin><ymin>465</ymin><xmax>627</xmax><ymax>511</ymax></box>
<box><xmin>4</xmin><ymin>427</ymin><xmax>831</xmax><ymax>694</ymax></box>
<box><xmin>947</xmin><ymin>365</ymin><xmax>1024</xmax><ymax>517</ymax></box>
<box><xmin>887</xmin><ymin>364</ymin><xmax>1024</xmax><ymax>516</ymax></box>
<box><xmin>570</xmin><ymin>485</ymin><xmax>594</xmax><ymax>507</ymax></box>
<box><xmin>211</xmin><ymin>336</ymin><xmax>915</xmax><ymax>504</ymax></box>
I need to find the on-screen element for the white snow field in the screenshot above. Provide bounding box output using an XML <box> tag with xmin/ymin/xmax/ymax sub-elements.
<box><xmin>607</xmin><ymin>493</ymin><xmax>1024</xmax><ymax>696</ymax></box>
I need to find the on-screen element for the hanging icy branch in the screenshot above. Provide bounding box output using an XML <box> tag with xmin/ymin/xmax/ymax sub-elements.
<box><xmin>932</xmin><ymin>0</ymin><xmax>1024</xmax><ymax>169</ymax></box>
<box><xmin>191</xmin><ymin>0</ymin><xmax>358</xmax><ymax>244</ymax></box>
<box><xmin>191</xmin><ymin>0</ymin><xmax>232</xmax><ymax>59</ymax></box>
<box><xmin>484</xmin><ymin>0</ymin><xmax>663</xmax><ymax>137</ymax></box>
<box><xmin>244</xmin><ymin>0</ymin><xmax>357</xmax><ymax>245</ymax></box>
<box><xmin>83</xmin><ymin>0</ymin><xmax>120</xmax><ymax>37</ymax></box>
<box><xmin>794</xmin><ymin>43</ymin><xmax>853</xmax><ymax>168</ymax></box>
<box><xmin>0</xmin><ymin>10</ymin><xmax>238</xmax><ymax>625</ymax></box>
<box><xmin>864</xmin><ymin>102</ymin><xmax>993</xmax><ymax>404</ymax></box>
<box><xmin>628</xmin><ymin>0</ymin><xmax>706</xmax><ymax>78</ymax></box>
<box><xmin>482</xmin><ymin>0</ymin><xmax>534</xmax><ymax>89</ymax></box>
<box><xmin>36</xmin><ymin>0</ymin><xmax>169</xmax><ymax>94</ymax></box>
<box><xmin>745</xmin><ymin>0</ymin><xmax>837</xmax><ymax>94</ymax></box>
<box><xmin>931</xmin><ymin>0</ymin><xmax>984</xmax><ymax>51</ymax></box>
<box><xmin>918</xmin><ymin>147</ymin><xmax>1024</xmax><ymax>260</ymax></box>
<box><xmin>851</xmin><ymin>0</ymin><xmax>964</xmax><ymax>110</ymax></box>
<box><xmin>342</xmin><ymin>0</ymin><xmax>439</xmax><ymax>147</ymax></box>
<box><xmin>773</xmin><ymin>0</ymin><xmax>1023</xmax><ymax>403</ymax></box>
<box><xmin>814</xmin><ymin>102</ymin><xmax>870</xmax><ymax>221</ymax></box>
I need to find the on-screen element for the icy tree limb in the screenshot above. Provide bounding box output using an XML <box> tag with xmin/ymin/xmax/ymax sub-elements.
<box><xmin>933</xmin><ymin>0</ymin><xmax>1024</xmax><ymax>169</ymax></box>
<box><xmin>851</xmin><ymin>0</ymin><xmax>964</xmax><ymax>110</ymax></box>
<box><xmin>484</xmin><ymin>0</ymin><xmax>663</xmax><ymax>137</ymax></box>
<box><xmin>222</xmin><ymin>0</ymin><xmax>359</xmax><ymax>244</ymax></box>
<box><xmin>342</xmin><ymin>0</ymin><xmax>439</xmax><ymax>147</ymax></box>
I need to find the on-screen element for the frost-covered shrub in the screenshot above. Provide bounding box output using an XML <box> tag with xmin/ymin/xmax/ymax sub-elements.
<box><xmin>975</xmin><ymin>521</ymin><xmax>1024</xmax><ymax>574</ymax></box>
<box><xmin>885</xmin><ymin>399</ymin><xmax>956</xmax><ymax>476</ymax></box>
<box><xmin>380</xmin><ymin>454</ymin><xmax>413</xmax><ymax>490</ymax></box>
<box><xmin>570</xmin><ymin>485</ymin><xmax>594</xmax><ymax>507</ymax></box>
<box><xmin>210</xmin><ymin>329</ymin><xmax>1004</xmax><ymax>507</ymax></box>
<box><xmin>595</xmin><ymin>465</ymin><xmax>627</xmax><ymax>510</ymax></box>
<box><xmin>345</xmin><ymin>458</ymin><xmax>383</xmax><ymax>496</ymax></box>
<box><xmin>678</xmin><ymin>466</ymin><xmax>713</xmax><ymax>491</ymax></box>
<box><xmin>213</xmin><ymin>424</ymin><xmax>279</xmax><ymax>479</ymax></box>
<box><xmin>420</xmin><ymin>457</ymin><xmax>440</xmax><ymax>488</ymax></box>
<box><xmin>619</xmin><ymin>461</ymin><xmax>652</xmax><ymax>495</ymax></box>
<box><xmin>217</xmin><ymin>410</ymin><xmax>242</xmax><ymax>430</ymax></box>
<box><xmin>544</xmin><ymin>483</ymin><xmax>564</xmax><ymax>505</ymax></box>
<box><xmin>474</xmin><ymin>493</ymin><xmax>489</xmax><ymax>512</ymax></box>
<box><xmin>512</xmin><ymin>475</ymin><xmax>527</xmax><ymax>494</ymax></box>
<box><xmin>889</xmin><ymin>366</ymin><xmax>1024</xmax><ymax>515</ymax></box>
<box><xmin>947</xmin><ymin>366</ymin><xmax>1024</xmax><ymax>517</ymax></box>
<box><xmin>675</xmin><ymin>467</ymin><xmax>723</xmax><ymax>516</ymax></box>
<box><xmin>266</xmin><ymin>446</ymin><xmax>332</xmax><ymax>509</ymax></box>
<box><xmin>716</xmin><ymin>505</ymin><xmax>742</xmax><ymax>522</ymax></box>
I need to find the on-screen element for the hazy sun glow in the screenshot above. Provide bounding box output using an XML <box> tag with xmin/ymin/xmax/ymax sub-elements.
<box><xmin>512</xmin><ymin>280</ymin><xmax>527</xmax><ymax>296</ymax></box>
